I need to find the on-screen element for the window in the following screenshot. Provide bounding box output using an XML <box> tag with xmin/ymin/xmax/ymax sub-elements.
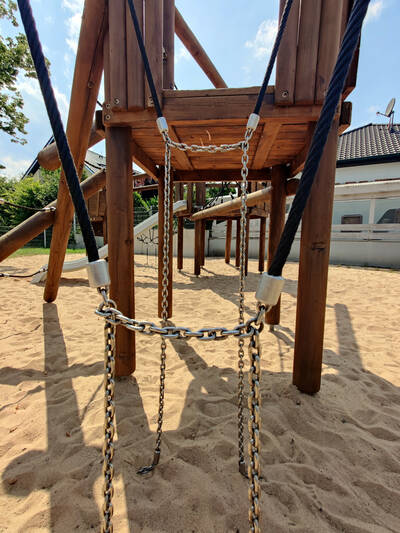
<box><xmin>377</xmin><ymin>208</ymin><xmax>400</xmax><ymax>224</ymax></box>
<box><xmin>341</xmin><ymin>214</ymin><xmax>362</xmax><ymax>224</ymax></box>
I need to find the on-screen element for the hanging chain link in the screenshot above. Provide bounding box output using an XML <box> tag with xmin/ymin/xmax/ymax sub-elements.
<box><xmin>98</xmin><ymin>121</ymin><xmax>266</xmax><ymax>532</ymax></box>
<box><xmin>247</xmin><ymin>328</ymin><xmax>263</xmax><ymax>533</ymax></box>
<box><xmin>101</xmin><ymin>314</ymin><xmax>116</xmax><ymax>533</ymax></box>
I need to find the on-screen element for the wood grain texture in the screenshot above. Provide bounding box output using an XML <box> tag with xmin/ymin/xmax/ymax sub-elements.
<box><xmin>126</xmin><ymin>0</ymin><xmax>144</xmax><ymax>110</ymax></box>
<box><xmin>163</xmin><ymin>0</ymin><xmax>175</xmax><ymax>89</ymax></box>
<box><xmin>225</xmin><ymin>219</ymin><xmax>232</xmax><ymax>264</ymax></box>
<box><xmin>293</xmin><ymin>119</ymin><xmax>340</xmax><ymax>394</ymax></box>
<box><xmin>145</xmin><ymin>0</ymin><xmax>163</xmax><ymax>108</ymax></box>
<box><xmin>109</xmin><ymin>0</ymin><xmax>127</xmax><ymax>109</ymax></box>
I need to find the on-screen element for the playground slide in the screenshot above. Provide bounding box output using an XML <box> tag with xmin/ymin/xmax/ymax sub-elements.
<box><xmin>31</xmin><ymin>200</ymin><xmax>187</xmax><ymax>284</ymax></box>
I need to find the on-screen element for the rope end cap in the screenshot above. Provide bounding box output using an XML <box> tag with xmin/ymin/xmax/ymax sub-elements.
<box><xmin>255</xmin><ymin>273</ymin><xmax>285</xmax><ymax>307</ymax></box>
<box><xmin>156</xmin><ymin>117</ymin><xmax>168</xmax><ymax>134</ymax></box>
<box><xmin>246</xmin><ymin>113</ymin><xmax>260</xmax><ymax>132</ymax></box>
<box><xmin>87</xmin><ymin>259</ymin><xmax>110</xmax><ymax>288</ymax></box>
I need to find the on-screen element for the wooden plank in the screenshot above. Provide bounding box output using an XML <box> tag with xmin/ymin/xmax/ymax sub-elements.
<box><xmin>105</xmin><ymin>90</ymin><xmax>326</xmax><ymax>126</ymax></box>
<box><xmin>145</xmin><ymin>0</ymin><xmax>163</xmax><ymax>108</ymax></box>
<box><xmin>177</xmin><ymin>216</ymin><xmax>184</xmax><ymax>270</ymax></box>
<box><xmin>106</xmin><ymin>127</ymin><xmax>135</xmax><ymax>376</ymax></box>
<box><xmin>44</xmin><ymin>0</ymin><xmax>107</xmax><ymax>303</ymax></box>
<box><xmin>315</xmin><ymin>0</ymin><xmax>344</xmax><ymax>104</ymax></box>
<box><xmin>258</xmin><ymin>216</ymin><xmax>266</xmax><ymax>272</ymax></box>
<box><xmin>293</xmin><ymin>119</ymin><xmax>340</xmax><ymax>394</ymax></box>
<box><xmin>294</xmin><ymin>0</ymin><xmax>322</xmax><ymax>105</ymax></box>
<box><xmin>169</xmin><ymin>126</ymin><xmax>193</xmax><ymax>170</ymax></box>
<box><xmin>109</xmin><ymin>0</ymin><xmax>127</xmax><ymax>109</ymax></box>
<box><xmin>275</xmin><ymin>0</ymin><xmax>300</xmax><ymax>105</ymax></box>
<box><xmin>225</xmin><ymin>219</ymin><xmax>232</xmax><ymax>263</ymax></box>
<box><xmin>131</xmin><ymin>139</ymin><xmax>158</xmax><ymax>178</ymax></box>
<box><xmin>290</xmin><ymin>122</ymin><xmax>316</xmax><ymax>176</ymax></box>
<box><xmin>175</xmin><ymin>7</ymin><xmax>227</xmax><ymax>89</ymax></box>
<box><xmin>194</xmin><ymin>220</ymin><xmax>202</xmax><ymax>276</ymax></box>
<box><xmin>252</xmin><ymin>122</ymin><xmax>281</xmax><ymax>169</ymax></box>
<box><xmin>37</xmin><ymin>122</ymin><xmax>105</xmax><ymax>171</ymax></box>
<box><xmin>126</xmin><ymin>0</ymin><xmax>145</xmax><ymax>110</ymax></box>
<box><xmin>339</xmin><ymin>101</ymin><xmax>352</xmax><ymax>134</ymax></box>
<box><xmin>266</xmin><ymin>165</ymin><xmax>287</xmax><ymax>326</ymax></box>
<box><xmin>163</xmin><ymin>0</ymin><xmax>175</xmax><ymax>89</ymax></box>
<box><xmin>0</xmin><ymin>170</ymin><xmax>106</xmax><ymax>262</ymax></box>
<box><xmin>200</xmin><ymin>219</ymin><xmax>206</xmax><ymax>266</ymax></box>
<box><xmin>174</xmin><ymin>169</ymin><xmax>270</xmax><ymax>182</ymax></box>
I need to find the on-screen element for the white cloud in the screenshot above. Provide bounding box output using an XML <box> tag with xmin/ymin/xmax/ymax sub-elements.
<box><xmin>54</xmin><ymin>87</ymin><xmax>70</xmax><ymax>123</ymax></box>
<box><xmin>245</xmin><ymin>19</ymin><xmax>278</xmax><ymax>59</ymax></box>
<box><xmin>62</xmin><ymin>0</ymin><xmax>84</xmax><ymax>53</ymax></box>
<box><xmin>365</xmin><ymin>0</ymin><xmax>384</xmax><ymax>23</ymax></box>
<box><xmin>175</xmin><ymin>45</ymin><xmax>191</xmax><ymax>64</ymax></box>
<box><xmin>18</xmin><ymin>77</ymin><xmax>42</xmax><ymax>100</ymax></box>
<box><xmin>0</xmin><ymin>155</ymin><xmax>32</xmax><ymax>178</ymax></box>
<box><xmin>368</xmin><ymin>104</ymin><xmax>380</xmax><ymax>115</ymax></box>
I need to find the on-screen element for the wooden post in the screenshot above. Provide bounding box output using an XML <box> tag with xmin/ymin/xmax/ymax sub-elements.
<box><xmin>43</xmin><ymin>0</ymin><xmax>107</xmax><ymax>303</ymax></box>
<box><xmin>200</xmin><ymin>219</ymin><xmax>206</xmax><ymax>266</ymax></box>
<box><xmin>177</xmin><ymin>216</ymin><xmax>184</xmax><ymax>270</ymax></box>
<box><xmin>109</xmin><ymin>0</ymin><xmax>127</xmax><ymax>110</ymax></box>
<box><xmin>194</xmin><ymin>221</ymin><xmax>202</xmax><ymax>276</ymax></box>
<box><xmin>126</xmin><ymin>0</ymin><xmax>145</xmax><ymax>110</ymax></box>
<box><xmin>106</xmin><ymin>127</ymin><xmax>135</xmax><ymax>376</ymax></box>
<box><xmin>245</xmin><ymin>217</ymin><xmax>250</xmax><ymax>277</ymax></box>
<box><xmin>158</xmin><ymin>171</ymin><xmax>174</xmax><ymax>318</ymax></box>
<box><xmin>145</xmin><ymin>0</ymin><xmax>163</xmax><ymax>108</ymax></box>
<box><xmin>293</xmin><ymin>119</ymin><xmax>340</xmax><ymax>394</ymax></box>
<box><xmin>225</xmin><ymin>219</ymin><xmax>232</xmax><ymax>264</ymax></box>
<box><xmin>163</xmin><ymin>0</ymin><xmax>175</xmax><ymax>89</ymax></box>
<box><xmin>266</xmin><ymin>165</ymin><xmax>287</xmax><ymax>326</ymax></box>
<box><xmin>235</xmin><ymin>219</ymin><xmax>240</xmax><ymax>267</ymax></box>
<box><xmin>258</xmin><ymin>217</ymin><xmax>266</xmax><ymax>272</ymax></box>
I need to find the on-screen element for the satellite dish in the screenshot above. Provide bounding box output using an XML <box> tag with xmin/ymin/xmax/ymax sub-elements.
<box><xmin>385</xmin><ymin>98</ymin><xmax>395</xmax><ymax>117</ymax></box>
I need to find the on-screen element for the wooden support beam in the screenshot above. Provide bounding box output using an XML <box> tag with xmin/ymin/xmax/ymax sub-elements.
<box><xmin>145</xmin><ymin>0</ymin><xmax>163</xmax><ymax>108</ymax></box>
<box><xmin>275</xmin><ymin>0</ymin><xmax>300</xmax><ymax>105</ymax></box>
<box><xmin>294</xmin><ymin>0</ymin><xmax>322</xmax><ymax>105</ymax></box>
<box><xmin>163</xmin><ymin>0</ymin><xmax>175</xmax><ymax>89</ymax></box>
<box><xmin>290</xmin><ymin>122</ymin><xmax>316</xmax><ymax>176</ymax></box>
<box><xmin>44</xmin><ymin>0</ymin><xmax>107</xmax><ymax>303</ymax></box>
<box><xmin>200</xmin><ymin>219</ymin><xmax>206</xmax><ymax>266</ymax></box>
<box><xmin>37</xmin><ymin>122</ymin><xmax>105</xmax><ymax>171</ymax></box>
<box><xmin>170</xmin><ymin>126</ymin><xmax>193</xmax><ymax>170</ymax></box>
<box><xmin>315</xmin><ymin>0</ymin><xmax>344</xmax><ymax>104</ymax></box>
<box><xmin>126</xmin><ymin>0</ymin><xmax>145</xmax><ymax>110</ymax></box>
<box><xmin>0</xmin><ymin>170</ymin><xmax>106</xmax><ymax>263</ymax></box>
<box><xmin>252</xmin><ymin>122</ymin><xmax>281</xmax><ymax>169</ymax></box>
<box><xmin>174</xmin><ymin>168</ymin><xmax>269</xmax><ymax>182</ymax></box>
<box><xmin>106</xmin><ymin>127</ymin><xmax>135</xmax><ymax>376</ymax></box>
<box><xmin>266</xmin><ymin>165</ymin><xmax>287</xmax><ymax>326</ymax></box>
<box><xmin>258</xmin><ymin>217</ymin><xmax>266</xmax><ymax>273</ymax></box>
<box><xmin>194</xmin><ymin>220</ymin><xmax>202</xmax><ymax>276</ymax></box>
<box><xmin>293</xmin><ymin>119</ymin><xmax>340</xmax><ymax>394</ymax></box>
<box><xmin>225</xmin><ymin>219</ymin><xmax>232</xmax><ymax>264</ymax></box>
<box><xmin>131</xmin><ymin>139</ymin><xmax>158</xmax><ymax>178</ymax></box>
<box><xmin>104</xmin><ymin>88</ymin><xmax>326</xmax><ymax>127</ymax></box>
<box><xmin>235</xmin><ymin>219</ymin><xmax>240</xmax><ymax>268</ymax></box>
<box><xmin>174</xmin><ymin>8</ymin><xmax>227</xmax><ymax>89</ymax></box>
<box><xmin>158</xmin><ymin>171</ymin><xmax>174</xmax><ymax>317</ymax></box>
<box><xmin>191</xmin><ymin>186</ymin><xmax>272</xmax><ymax>221</ymax></box>
<box><xmin>177</xmin><ymin>216</ymin><xmax>184</xmax><ymax>270</ymax></box>
<box><xmin>109</xmin><ymin>0</ymin><xmax>127</xmax><ymax>110</ymax></box>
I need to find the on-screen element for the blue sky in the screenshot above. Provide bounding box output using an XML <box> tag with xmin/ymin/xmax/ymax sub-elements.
<box><xmin>0</xmin><ymin>0</ymin><xmax>398</xmax><ymax>177</ymax></box>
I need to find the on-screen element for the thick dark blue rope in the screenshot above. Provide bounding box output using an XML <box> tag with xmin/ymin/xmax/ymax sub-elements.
<box><xmin>253</xmin><ymin>0</ymin><xmax>294</xmax><ymax>115</ymax></box>
<box><xmin>17</xmin><ymin>0</ymin><xmax>99</xmax><ymax>263</ymax></box>
<box><xmin>268</xmin><ymin>0</ymin><xmax>370</xmax><ymax>277</ymax></box>
<box><xmin>126</xmin><ymin>0</ymin><xmax>163</xmax><ymax>118</ymax></box>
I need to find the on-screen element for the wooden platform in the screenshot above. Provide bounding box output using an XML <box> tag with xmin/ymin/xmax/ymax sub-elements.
<box><xmin>103</xmin><ymin>86</ymin><xmax>338</xmax><ymax>177</ymax></box>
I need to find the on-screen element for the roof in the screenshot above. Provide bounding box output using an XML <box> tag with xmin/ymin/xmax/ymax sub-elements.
<box><xmin>337</xmin><ymin>123</ymin><xmax>400</xmax><ymax>167</ymax></box>
<box><xmin>84</xmin><ymin>150</ymin><xmax>106</xmax><ymax>174</ymax></box>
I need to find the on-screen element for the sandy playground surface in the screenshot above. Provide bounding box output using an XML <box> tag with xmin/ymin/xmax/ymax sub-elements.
<box><xmin>0</xmin><ymin>254</ymin><xmax>399</xmax><ymax>532</ymax></box>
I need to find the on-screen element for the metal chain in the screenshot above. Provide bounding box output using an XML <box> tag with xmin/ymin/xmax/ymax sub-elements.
<box><xmin>238</xmin><ymin>130</ymin><xmax>251</xmax><ymax>476</ymax></box>
<box><xmin>137</xmin><ymin>141</ymin><xmax>172</xmax><ymax>475</ymax></box>
<box><xmin>101</xmin><ymin>316</ymin><xmax>116</xmax><ymax>533</ymax></box>
<box><xmin>247</xmin><ymin>328</ymin><xmax>263</xmax><ymax>533</ymax></box>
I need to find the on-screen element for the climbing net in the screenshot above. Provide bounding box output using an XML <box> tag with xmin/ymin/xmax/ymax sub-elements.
<box><xmin>16</xmin><ymin>0</ymin><xmax>371</xmax><ymax>531</ymax></box>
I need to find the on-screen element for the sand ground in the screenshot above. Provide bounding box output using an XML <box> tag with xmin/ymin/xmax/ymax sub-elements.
<box><xmin>0</xmin><ymin>254</ymin><xmax>399</xmax><ymax>532</ymax></box>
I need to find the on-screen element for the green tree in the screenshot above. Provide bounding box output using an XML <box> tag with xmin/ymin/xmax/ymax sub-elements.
<box><xmin>0</xmin><ymin>0</ymin><xmax>44</xmax><ymax>144</ymax></box>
